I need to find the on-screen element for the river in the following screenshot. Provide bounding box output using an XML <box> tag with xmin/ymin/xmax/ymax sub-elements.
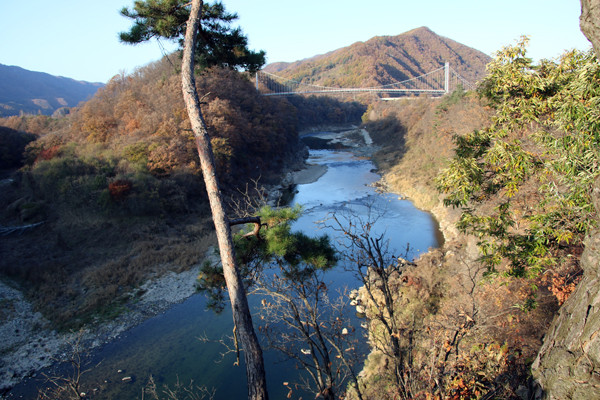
<box><xmin>10</xmin><ymin>132</ymin><xmax>440</xmax><ymax>399</ymax></box>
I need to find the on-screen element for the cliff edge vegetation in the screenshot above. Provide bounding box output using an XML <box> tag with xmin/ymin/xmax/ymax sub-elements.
<box><xmin>354</xmin><ymin>38</ymin><xmax>599</xmax><ymax>399</ymax></box>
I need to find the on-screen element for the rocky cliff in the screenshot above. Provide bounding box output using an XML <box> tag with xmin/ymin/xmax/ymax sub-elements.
<box><xmin>530</xmin><ymin>3</ymin><xmax>600</xmax><ymax>398</ymax></box>
<box><xmin>532</xmin><ymin>179</ymin><xmax>600</xmax><ymax>399</ymax></box>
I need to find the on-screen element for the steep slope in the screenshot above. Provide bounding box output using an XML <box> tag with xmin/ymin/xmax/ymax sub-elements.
<box><xmin>352</xmin><ymin>40</ymin><xmax>600</xmax><ymax>399</ymax></box>
<box><xmin>0</xmin><ymin>64</ymin><xmax>103</xmax><ymax>117</ymax></box>
<box><xmin>263</xmin><ymin>27</ymin><xmax>491</xmax><ymax>88</ymax></box>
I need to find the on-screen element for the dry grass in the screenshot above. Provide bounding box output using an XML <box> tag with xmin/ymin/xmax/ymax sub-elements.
<box><xmin>366</xmin><ymin>94</ymin><xmax>492</xmax><ymax>210</ymax></box>
<box><xmin>0</xmin><ymin>178</ymin><xmax>216</xmax><ymax>329</ymax></box>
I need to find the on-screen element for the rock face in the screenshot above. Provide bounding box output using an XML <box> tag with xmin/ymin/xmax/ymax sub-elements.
<box><xmin>533</xmin><ymin>4</ymin><xmax>600</xmax><ymax>397</ymax></box>
<box><xmin>580</xmin><ymin>0</ymin><xmax>600</xmax><ymax>58</ymax></box>
<box><xmin>532</xmin><ymin>181</ymin><xmax>600</xmax><ymax>398</ymax></box>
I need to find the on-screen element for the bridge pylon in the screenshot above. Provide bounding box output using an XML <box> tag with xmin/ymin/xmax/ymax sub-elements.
<box><xmin>444</xmin><ymin>62</ymin><xmax>450</xmax><ymax>94</ymax></box>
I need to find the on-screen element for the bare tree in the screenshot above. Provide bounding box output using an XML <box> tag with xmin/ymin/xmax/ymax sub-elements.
<box><xmin>255</xmin><ymin>264</ymin><xmax>364</xmax><ymax>400</ymax></box>
<box><xmin>328</xmin><ymin>208</ymin><xmax>416</xmax><ymax>398</ymax></box>
<box><xmin>181</xmin><ymin>1</ymin><xmax>267</xmax><ymax>399</ymax></box>
<box><xmin>37</xmin><ymin>334</ymin><xmax>91</xmax><ymax>400</ymax></box>
<box><xmin>143</xmin><ymin>375</ymin><xmax>215</xmax><ymax>400</ymax></box>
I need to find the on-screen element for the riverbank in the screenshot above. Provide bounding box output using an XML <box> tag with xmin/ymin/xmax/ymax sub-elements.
<box><xmin>0</xmin><ymin>133</ymin><xmax>348</xmax><ymax>395</ymax></box>
<box><xmin>348</xmin><ymin>94</ymin><xmax>565</xmax><ymax>400</ymax></box>
<box><xmin>0</xmin><ymin>124</ymin><xmax>402</xmax><ymax>396</ymax></box>
<box><xmin>0</xmin><ymin>263</ymin><xmax>205</xmax><ymax>394</ymax></box>
<box><xmin>290</xmin><ymin>164</ymin><xmax>328</xmax><ymax>185</ymax></box>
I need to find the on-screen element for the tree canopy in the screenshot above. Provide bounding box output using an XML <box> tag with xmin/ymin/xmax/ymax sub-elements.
<box><xmin>119</xmin><ymin>0</ymin><xmax>266</xmax><ymax>73</ymax></box>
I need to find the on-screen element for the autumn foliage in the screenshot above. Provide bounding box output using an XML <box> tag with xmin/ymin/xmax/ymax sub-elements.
<box><xmin>0</xmin><ymin>59</ymin><xmax>288</xmax><ymax>328</ymax></box>
<box><xmin>0</xmin><ymin>53</ymin><xmax>366</xmax><ymax>329</ymax></box>
<box><xmin>352</xmin><ymin>40</ymin><xmax>600</xmax><ymax>399</ymax></box>
<box><xmin>108</xmin><ymin>179</ymin><xmax>133</xmax><ymax>201</ymax></box>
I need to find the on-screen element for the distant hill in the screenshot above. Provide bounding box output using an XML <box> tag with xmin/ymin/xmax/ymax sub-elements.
<box><xmin>263</xmin><ymin>27</ymin><xmax>491</xmax><ymax>88</ymax></box>
<box><xmin>0</xmin><ymin>64</ymin><xmax>104</xmax><ymax>117</ymax></box>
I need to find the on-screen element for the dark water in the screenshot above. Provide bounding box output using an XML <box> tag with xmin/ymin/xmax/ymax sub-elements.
<box><xmin>10</xmin><ymin>149</ymin><xmax>440</xmax><ymax>399</ymax></box>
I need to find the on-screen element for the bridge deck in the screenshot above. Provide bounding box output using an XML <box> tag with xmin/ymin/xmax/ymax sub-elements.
<box><xmin>256</xmin><ymin>63</ymin><xmax>474</xmax><ymax>97</ymax></box>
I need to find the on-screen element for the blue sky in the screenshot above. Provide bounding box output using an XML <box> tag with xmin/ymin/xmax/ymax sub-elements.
<box><xmin>0</xmin><ymin>0</ymin><xmax>591</xmax><ymax>83</ymax></box>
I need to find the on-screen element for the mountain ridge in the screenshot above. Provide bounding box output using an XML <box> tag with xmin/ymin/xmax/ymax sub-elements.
<box><xmin>0</xmin><ymin>64</ymin><xmax>104</xmax><ymax>117</ymax></box>
<box><xmin>263</xmin><ymin>27</ymin><xmax>491</xmax><ymax>89</ymax></box>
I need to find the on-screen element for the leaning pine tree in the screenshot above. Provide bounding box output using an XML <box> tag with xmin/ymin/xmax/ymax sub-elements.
<box><xmin>120</xmin><ymin>1</ymin><xmax>268</xmax><ymax>399</ymax></box>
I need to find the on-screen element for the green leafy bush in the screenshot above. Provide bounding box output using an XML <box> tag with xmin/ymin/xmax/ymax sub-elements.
<box><xmin>437</xmin><ymin>38</ymin><xmax>600</xmax><ymax>278</ymax></box>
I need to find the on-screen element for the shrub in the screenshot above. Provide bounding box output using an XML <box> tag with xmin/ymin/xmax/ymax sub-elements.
<box><xmin>123</xmin><ymin>141</ymin><xmax>150</xmax><ymax>171</ymax></box>
<box><xmin>0</xmin><ymin>126</ymin><xmax>36</xmax><ymax>169</ymax></box>
<box><xmin>437</xmin><ymin>39</ymin><xmax>599</xmax><ymax>281</ymax></box>
<box><xmin>35</xmin><ymin>145</ymin><xmax>62</xmax><ymax>162</ymax></box>
<box><xmin>108</xmin><ymin>179</ymin><xmax>133</xmax><ymax>201</ymax></box>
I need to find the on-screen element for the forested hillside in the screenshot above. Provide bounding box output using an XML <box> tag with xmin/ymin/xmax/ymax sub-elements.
<box><xmin>2</xmin><ymin>1</ymin><xmax>597</xmax><ymax>394</ymax></box>
<box><xmin>264</xmin><ymin>27</ymin><xmax>490</xmax><ymax>88</ymax></box>
<box><xmin>0</xmin><ymin>64</ymin><xmax>103</xmax><ymax>117</ymax></box>
<box><xmin>0</xmin><ymin>56</ymin><xmax>363</xmax><ymax>329</ymax></box>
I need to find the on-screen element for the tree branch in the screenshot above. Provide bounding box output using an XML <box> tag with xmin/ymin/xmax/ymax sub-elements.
<box><xmin>229</xmin><ymin>216</ymin><xmax>264</xmax><ymax>237</ymax></box>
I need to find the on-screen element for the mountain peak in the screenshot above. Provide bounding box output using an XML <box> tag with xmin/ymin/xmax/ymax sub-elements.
<box><xmin>264</xmin><ymin>27</ymin><xmax>491</xmax><ymax>89</ymax></box>
<box><xmin>406</xmin><ymin>26</ymin><xmax>435</xmax><ymax>35</ymax></box>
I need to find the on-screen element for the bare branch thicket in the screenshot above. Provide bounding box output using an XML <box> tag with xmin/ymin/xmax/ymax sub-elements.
<box><xmin>196</xmin><ymin>331</ymin><xmax>243</xmax><ymax>365</ymax></box>
<box><xmin>227</xmin><ymin>179</ymin><xmax>271</xmax><ymax>239</ymax></box>
<box><xmin>229</xmin><ymin>178</ymin><xmax>270</xmax><ymax>219</ymax></box>
<box><xmin>142</xmin><ymin>375</ymin><xmax>215</xmax><ymax>400</ymax></box>
<box><xmin>327</xmin><ymin>207</ymin><xmax>409</xmax><ymax>387</ymax></box>
<box><xmin>37</xmin><ymin>333</ymin><xmax>94</xmax><ymax>400</ymax></box>
<box><xmin>254</xmin><ymin>263</ymin><xmax>364</xmax><ymax>400</ymax></box>
<box><xmin>432</xmin><ymin>253</ymin><xmax>483</xmax><ymax>374</ymax></box>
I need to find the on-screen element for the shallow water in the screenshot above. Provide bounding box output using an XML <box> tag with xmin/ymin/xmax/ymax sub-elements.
<box><xmin>293</xmin><ymin>150</ymin><xmax>441</xmax><ymax>256</ymax></box>
<box><xmin>10</xmin><ymin>149</ymin><xmax>440</xmax><ymax>399</ymax></box>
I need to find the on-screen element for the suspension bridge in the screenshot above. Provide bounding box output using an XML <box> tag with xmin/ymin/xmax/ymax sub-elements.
<box><xmin>255</xmin><ymin>62</ymin><xmax>474</xmax><ymax>97</ymax></box>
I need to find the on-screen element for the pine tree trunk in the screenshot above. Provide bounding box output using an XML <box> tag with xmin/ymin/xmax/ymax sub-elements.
<box><xmin>180</xmin><ymin>1</ymin><xmax>268</xmax><ymax>399</ymax></box>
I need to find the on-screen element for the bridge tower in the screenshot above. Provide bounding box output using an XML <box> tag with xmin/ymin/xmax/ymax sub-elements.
<box><xmin>444</xmin><ymin>62</ymin><xmax>450</xmax><ymax>94</ymax></box>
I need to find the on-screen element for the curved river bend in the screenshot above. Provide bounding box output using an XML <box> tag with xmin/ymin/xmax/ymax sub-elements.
<box><xmin>11</xmin><ymin>143</ymin><xmax>440</xmax><ymax>399</ymax></box>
